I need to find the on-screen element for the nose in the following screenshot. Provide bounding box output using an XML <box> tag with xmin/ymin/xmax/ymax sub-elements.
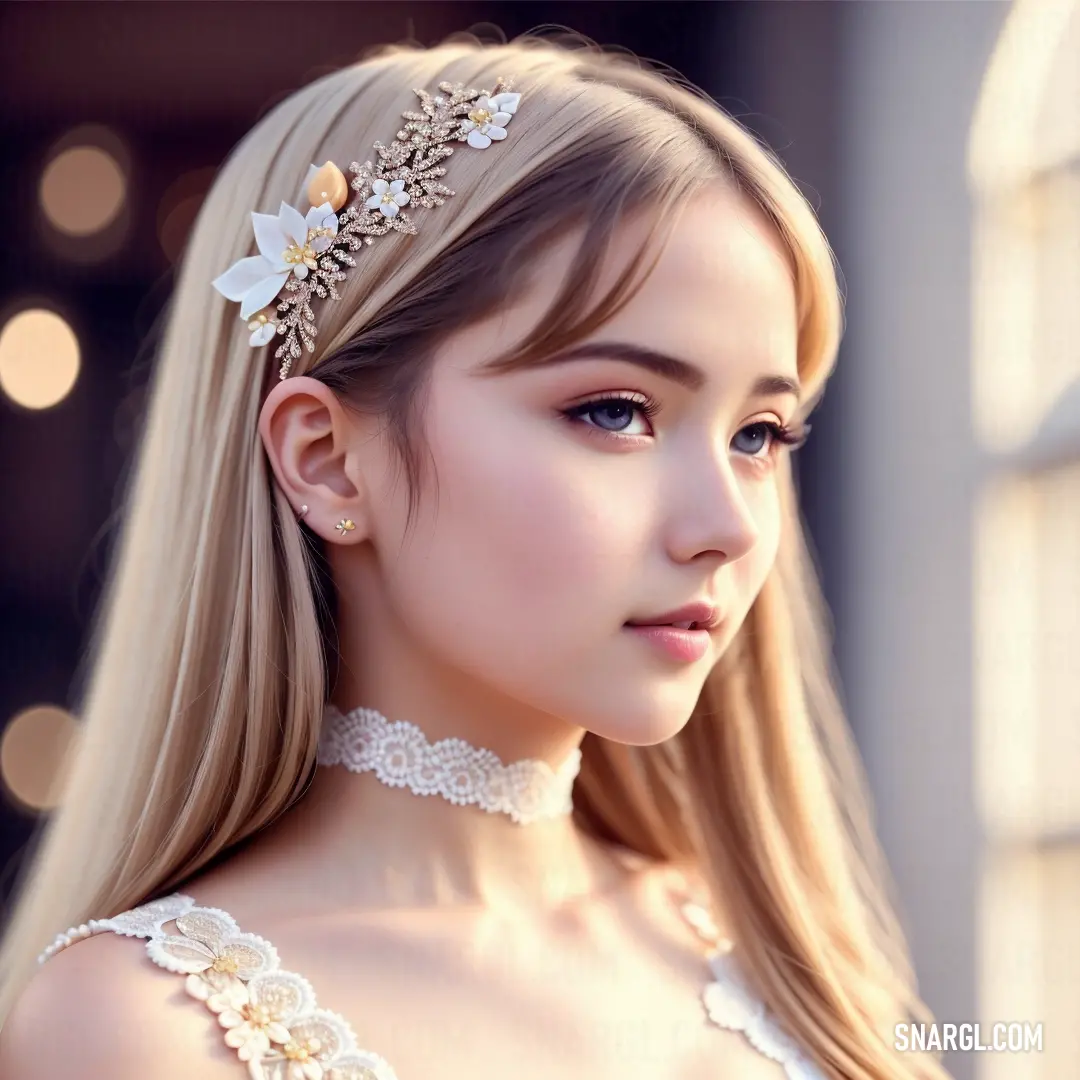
<box><xmin>664</xmin><ymin>453</ymin><xmax>761</xmax><ymax>565</ymax></box>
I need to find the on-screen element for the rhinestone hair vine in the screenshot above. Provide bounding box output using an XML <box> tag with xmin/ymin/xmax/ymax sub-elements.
<box><xmin>211</xmin><ymin>79</ymin><xmax>523</xmax><ymax>380</ymax></box>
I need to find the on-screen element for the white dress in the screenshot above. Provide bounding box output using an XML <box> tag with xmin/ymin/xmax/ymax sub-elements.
<box><xmin>39</xmin><ymin>889</ymin><xmax>827</xmax><ymax>1080</ymax></box>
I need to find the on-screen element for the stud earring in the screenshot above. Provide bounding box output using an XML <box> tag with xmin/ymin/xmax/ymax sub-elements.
<box><xmin>297</xmin><ymin>505</ymin><xmax>308</xmax><ymax>520</ymax></box>
<box><xmin>335</xmin><ymin>519</ymin><xmax>356</xmax><ymax>536</ymax></box>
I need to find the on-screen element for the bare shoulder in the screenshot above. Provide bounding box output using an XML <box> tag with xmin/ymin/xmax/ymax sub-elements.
<box><xmin>0</xmin><ymin>931</ymin><xmax>242</xmax><ymax>1080</ymax></box>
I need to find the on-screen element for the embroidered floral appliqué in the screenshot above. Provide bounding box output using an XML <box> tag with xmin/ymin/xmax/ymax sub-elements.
<box><xmin>700</xmin><ymin>948</ymin><xmax>827</xmax><ymax>1080</ymax></box>
<box><xmin>89</xmin><ymin>900</ymin><xmax>399</xmax><ymax>1080</ymax></box>
<box><xmin>42</xmin><ymin>883</ymin><xmax>824</xmax><ymax>1080</ymax></box>
<box><xmin>678</xmin><ymin>896</ymin><xmax>827</xmax><ymax>1080</ymax></box>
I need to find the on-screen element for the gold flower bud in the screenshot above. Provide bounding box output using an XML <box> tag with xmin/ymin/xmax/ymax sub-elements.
<box><xmin>306</xmin><ymin>161</ymin><xmax>349</xmax><ymax>211</ymax></box>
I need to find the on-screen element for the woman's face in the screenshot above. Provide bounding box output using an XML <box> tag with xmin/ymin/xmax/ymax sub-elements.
<box><xmin>264</xmin><ymin>187</ymin><xmax>801</xmax><ymax>748</ymax></box>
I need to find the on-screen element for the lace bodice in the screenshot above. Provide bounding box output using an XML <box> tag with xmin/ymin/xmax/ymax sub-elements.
<box><xmin>39</xmin><ymin>889</ymin><xmax>826</xmax><ymax>1079</ymax></box>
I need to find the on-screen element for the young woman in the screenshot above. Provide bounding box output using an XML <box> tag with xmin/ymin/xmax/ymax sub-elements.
<box><xmin>0</xmin><ymin>33</ymin><xmax>948</xmax><ymax>1080</ymax></box>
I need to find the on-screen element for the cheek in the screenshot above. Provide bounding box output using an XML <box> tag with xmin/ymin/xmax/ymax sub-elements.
<box><xmin>376</xmin><ymin>395</ymin><xmax>644</xmax><ymax>676</ymax></box>
<box><xmin>732</xmin><ymin>480</ymin><xmax>783</xmax><ymax>612</ymax></box>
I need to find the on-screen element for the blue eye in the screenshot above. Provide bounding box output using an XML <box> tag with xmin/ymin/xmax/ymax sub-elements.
<box><xmin>733</xmin><ymin>421</ymin><xmax>811</xmax><ymax>457</ymax></box>
<box><xmin>561</xmin><ymin>392</ymin><xmax>660</xmax><ymax>438</ymax></box>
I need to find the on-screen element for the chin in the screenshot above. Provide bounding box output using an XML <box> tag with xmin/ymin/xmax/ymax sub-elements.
<box><xmin>577</xmin><ymin>684</ymin><xmax>701</xmax><ymax>747</ymax></box>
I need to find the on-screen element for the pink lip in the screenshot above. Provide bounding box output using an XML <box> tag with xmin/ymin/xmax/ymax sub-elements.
<box><xmin>625</xmin><ymin>599</ymin><xmax>720</xmax><ymax>631</ymax></box>
<box><xmin>623</xmin><ymin>624</ymin><xmax>711</xmax><ymax>662</ymax></box>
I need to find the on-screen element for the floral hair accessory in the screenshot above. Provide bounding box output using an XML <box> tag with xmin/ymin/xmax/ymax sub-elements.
<box><xmin>212</xmin><ymin>79</ymin><xmax>522</xmax><ymax>380</ymax></box>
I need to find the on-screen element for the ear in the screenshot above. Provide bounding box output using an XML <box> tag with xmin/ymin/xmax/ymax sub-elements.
<box><xmin>257</xmin><ymin>376</ymin><xmax>374</xmax><ymax>543</ymax></box>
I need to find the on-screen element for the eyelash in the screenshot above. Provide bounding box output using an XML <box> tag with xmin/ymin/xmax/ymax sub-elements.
<box><xmin>560</xmin><ymin>391</ymin><xmax>810</xmax><ymax>457</ymax></box>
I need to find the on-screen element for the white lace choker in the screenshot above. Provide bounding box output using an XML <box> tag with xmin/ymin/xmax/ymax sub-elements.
<box><xmin>316</xmin><ymin>703</ymin><xmax>582</xmax><ymax>825</ymax></box>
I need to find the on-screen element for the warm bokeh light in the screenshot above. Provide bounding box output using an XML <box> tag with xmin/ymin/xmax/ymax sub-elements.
<box><xmin>40</xmin><ymin>143</ymin><xmax>127</xmax><ymax>237</ymax></box>
<box><xmin>0</xmin><ymin>705</ymin><xmax>79</xmax><ymax>812</ymax></box>
<box><xmin>157</xmin><ymin>166</ymin><xmax>217</xmax><ymax>264</ymax></box>
<box><xmin>158</xmin><ymin>193</ymin><xmax>204</xmax><ymax>264</ymax></box>
<box><xmin>0</xmin><ymin>308</ymin><xmax>81</xmax><ymax>409</ymax></box>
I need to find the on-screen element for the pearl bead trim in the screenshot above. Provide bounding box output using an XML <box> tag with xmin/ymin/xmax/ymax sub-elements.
<box><xmin>37</xmin><ymin>919</ymin><xmax>113</xmax><ymax>965</ymax></box>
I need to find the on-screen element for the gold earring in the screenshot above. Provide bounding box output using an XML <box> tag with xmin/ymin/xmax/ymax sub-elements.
<box><xmin>335</xmin><ymin>519</ymin><xmax>356</xmax><ymax>536</ymax></box>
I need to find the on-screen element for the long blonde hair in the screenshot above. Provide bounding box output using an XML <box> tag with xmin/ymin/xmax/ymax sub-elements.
<box><xmin>0</xmin><ymin>32</ymin><xmax>946</xmax><ymax>1079</ymax></box>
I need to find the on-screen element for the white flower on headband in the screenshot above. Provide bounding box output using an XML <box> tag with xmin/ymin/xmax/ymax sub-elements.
<box><xmin>246</xmin><ymin>308</ymin><xmax>279</xmax><ymax>347</ymax></box>
<box><xmin>364</xmin><ymin>178</ymin><xmax>411</xmax><ymax>218</ymax></box>
<box><xmin>460</xmin><ymin>92</ymin><xmax>521</xmax><ymax>149</ymax></box>
<box><xmin>212</xmin><ymin>201</ymin><xmax>340</xmax><ymax>320</ymax></box>
<box><xmin>209</xmin><ymin>82</ymin><xmax>524</xmax><ymax>376</ymax></box>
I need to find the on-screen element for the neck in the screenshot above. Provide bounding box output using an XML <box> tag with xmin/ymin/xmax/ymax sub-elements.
<box><xmin>237</xmin><ymin>582</ymin><xmax>636</xmax><ymax>915</ymax></box>
<box><xmin>187</xmin><ymin>553</ymin><xmax>662</xmax><ymax>921</ymax></box>
<box><xmin>290</xmin><ymin>758</ymin><xmax>624</xmax><ymax>913</ymax></box>
<box><xmin>254</xmin><ymin>692</ymin><xmax>628</xmax><ymax>915</ymax></box>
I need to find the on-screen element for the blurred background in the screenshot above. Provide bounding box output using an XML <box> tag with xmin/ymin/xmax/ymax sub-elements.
<box><xmin>0</xmin><ymin>1</ymin><xmax>1077</xmax><ymax>1076</ymax></box>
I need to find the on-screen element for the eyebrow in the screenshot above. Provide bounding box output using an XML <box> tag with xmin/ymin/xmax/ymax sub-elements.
<box><xmin>519</xmin><ymin>341</ymin><xmax>801</xmax><ymax>400</ymax></box>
